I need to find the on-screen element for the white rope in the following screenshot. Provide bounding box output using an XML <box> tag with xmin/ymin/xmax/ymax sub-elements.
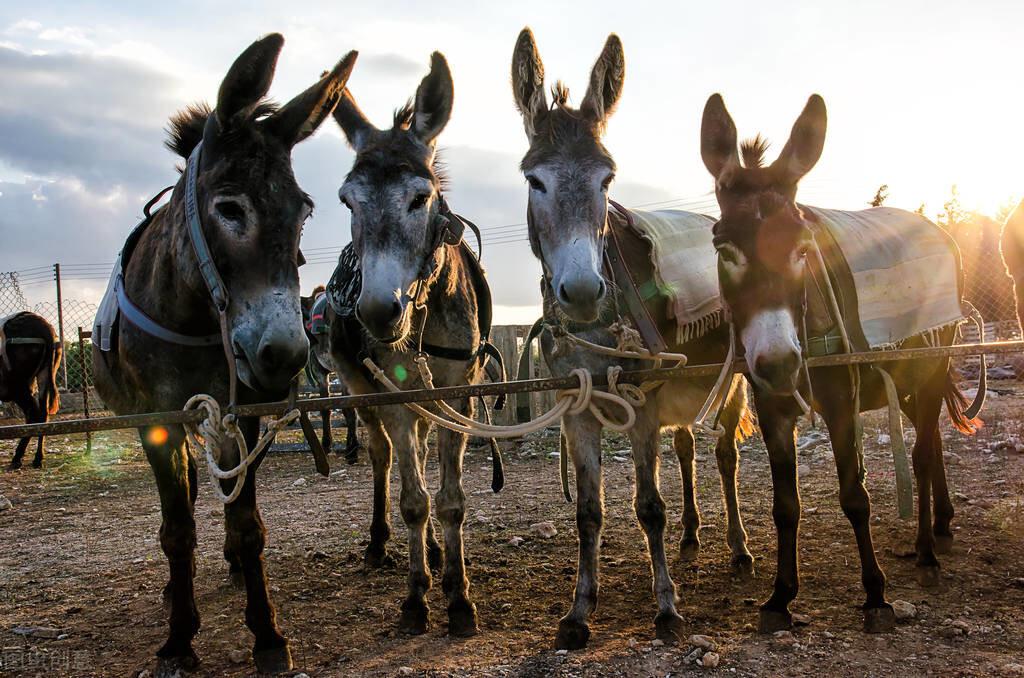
<box><xmin>362</xmin><ymin>357</ymin><xmax>643</xmax><ymax>438</ymax></box>
<box><xmin>561</xmin><ymin>323</ymin><xmax>690</xmax><ymax>363</ymax></box>
<box><xmin>183</xmin><ymin>394</ymin><xmax>300</xmax><ymax>504</ymax></box>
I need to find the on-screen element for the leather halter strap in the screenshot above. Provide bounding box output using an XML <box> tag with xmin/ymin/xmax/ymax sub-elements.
<box><xmin>185</xmin><ymin>142</ymin><xmax>229</xmax><ymax>313</ymax></box>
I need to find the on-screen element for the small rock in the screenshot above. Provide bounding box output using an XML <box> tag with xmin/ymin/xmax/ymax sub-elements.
<box><xmin>0</xmin><ymin>495</ymin><xmax>12</xmax><ymax>512</ymax></box>
<box><xmin>612</xmin><ymin>456</ymin><xmax>628</xmax><ymax>463</ymax></box>
<box><xmin>11</xmin><ymin>626</ymin><xmax>62</xmax><ymax>638</ymax></box>
<box><xmin>773</xmin><ymin>630</ymin><xmax>796</xmax><ymax>647</ymax></box>
<box><xmin>876</xmin><ymin>433</ymin><xmax>891</xmax><ymax>445</ymax></box>
<box><xmin>949</xmin><ymin>619</ymin><xmax>971</xmax><ymax>634</ymax></box>
<box><xmin>689</xmin><ymin>634</ymin><xmax>717</xmax><ymax>651</ymax></box>
<box><xmin>294</xmin><ymin>674</ymin><xmax>311</xmax><ymax>678</ymax></box>
<box><xmin>398</xmin><ymin>667</ymin><xmax>414</xmax><ymax>676</ymax></box>
<box><xmin>792</xmin><ymin>613</ymin><xmax>811</xmax><ymax>626</ymax></box>
<box><xmin>701</xmin><ymin>652</ymin><xmax>721</xmax><ymax>668</ymax></box>
<box><xmin>1001</xmin><ymin>663</ymin><xmax>1024</xmax><ymax>675</ymax></box>
<box><xmin>292</xmin><ymin>477</ymin><xmax>307</xmax><ymax>487</ymax></box>
<box><xmin>684</xmin><ymin>648</ymin><xmax>704</xmax><ymax>663</ymax></box>
<box><xmin>1012</xmin><ymin>578</ymin><xmax>1024</xmax><ymax>589</ymax></box>
<box><xmin>651</xmin><ymin>639</ymin><xmax>665</xmax><ymax>648</ymax></box>
<box><xmin>892</xmin><ymin>600</ymin><xmax>917</xmax><ymax>621</ymax></box>
<box><xmin>628</xmin><ymin>638</ymin><xmax>638</xmax><ymax>649</ymax></box>
<box><xmin>943</xmin><ymin>451</ymin><xmax>962</xmax><ymax>465</ymax></box>
<box><xmin>797</xmin><ymin>464</ymin><xmax>811</xmax><ymax>477</ymax></box>
<box><xmin>228</xmin><ymin>649</ymin><xmax>249</xmax><ymax>664</ymax></box>
<box><xmin>555</xmin><ymin>649</ymin><xmax>568</xmax><ymax>656</ymax></box>
<box><xmin>508</xmin><ymin>536</ymin><xmax>524</xmax><ymax>547</ymax></box>
<box><xmin>547</xmin><ymin>451</ymin><xmax>560</xmax><ymax>459</ymax></box>
<box><xmin>530</xmin><ymin>521</ymin><xmax>558</xmax><ymax>539</ymax></box>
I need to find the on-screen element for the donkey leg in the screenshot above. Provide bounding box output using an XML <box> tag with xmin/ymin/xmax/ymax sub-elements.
<box><xmin>673</xmin><ymin>427</ymin><xmax>701</xmax><ymax>561</ymax></box>
<box><xmin>435</xmin><ymin>400</ymin><xmax>477</xmax><ymax>636</ymax></box>
<box><xmin>32</xmin><ymin>399</ymin><xmax>48</xmax><ymax>467</ymax></box>
<box><xmin>631</xmin><ymin>408</ymin><xmax>684</xmax><ymax>642</ymax></box>
<box><xmin>8</xmin><ymin>391</ymin><xmax>38</xmax><ymax>469</ymax></box>
<box><xmin>910</xmin><ymin>386</ymin><xmax>944</xmax><ymax>586</ymax></box>
<box><xmin>752</xmin><ymin>390</ymin><xmax>801</xmax><ymax>634</ymax></box>
<box><xmin>222</xmin><ymin>417</ymin><xmax>291</xmax><ymax>674</ymax></box>
<box><xmin>385</xmin><ymin>408</ymin><xmax>432</xmax><ymax>635</ymax></box>
<box><xmin>142</xmin><ymin>425</ymin><xmax>200</xmax><ymax>671</ymax></box>
<box><xmin>362</xmin><ymin>413</ymin><xmax>394</xmax><ymax>568</ymax></box>
<box><xmin>556</xmin><ymin>412</ymin><xmax>603</xmax><ymax>650</ymax></box>
<box><xmin>418</xmin><ymin>419</ymin><xmax>443</xmax><ymax>571</ymax></box>
<box><xmin>715</xmin><ymin>392</ymin><xmax>754</xmax><ymax>578</ymax></box>
<box><xmin>930</xmin><ymin>426</ymin><xmax>955</xmax><ymax>554</ymax></box>
<box><xmin>343</xmin><ymin>408</ymin><xmax>361</xmax><ymax>464</ymax></box>
<box><xmin>319</xmin><ymin>382</ymin><xmax>334</xmax><ymax>455</ymax></box>
<box><xmin>818</xmin><ymin>369</ymin><xmax>893</xmax><ymax>632</ymax></box>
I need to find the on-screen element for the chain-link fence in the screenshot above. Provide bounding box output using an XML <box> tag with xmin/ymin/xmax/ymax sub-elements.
<box><xmin>1</xmin><ymin>266</ymin><xmax>101</xmax><ymax>415</ymax></box>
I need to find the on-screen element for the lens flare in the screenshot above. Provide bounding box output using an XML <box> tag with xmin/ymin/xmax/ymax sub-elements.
<box><xmin>146</xmin><ymin>426</ymin><xmax>169</xmax><ymax>446</ymax></box>
<box><xmin>394</xmin><ymin>365</ymin><xmax>408</xmax><ymax>383</ymax></box>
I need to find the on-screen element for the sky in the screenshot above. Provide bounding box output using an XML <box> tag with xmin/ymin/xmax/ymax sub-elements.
<box><xmin>0</xmin><ymin>0</ymin><xmax>1021</xmax><ymax>323</ymax></box>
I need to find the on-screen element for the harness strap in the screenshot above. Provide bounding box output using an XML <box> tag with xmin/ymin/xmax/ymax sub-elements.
<box><xmin>185</xmin><ymin>143</ymin><xmax>230</xmax><ymax>314</ymax></box>
<box><xmin>116</xmin><ymin>275</ymin><xmax>221</xmax><ymax>347</ymax></box>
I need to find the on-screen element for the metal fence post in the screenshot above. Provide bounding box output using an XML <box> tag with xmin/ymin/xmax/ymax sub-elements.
<box><xmin>77</xmin><ymin>327</ymin><xmax>92</xmax><ymax>455</ymax></box>
<box><xmin>53</xmin><ymin>263</ymin><xmax>68</xmax><ymax>388</ymax></box>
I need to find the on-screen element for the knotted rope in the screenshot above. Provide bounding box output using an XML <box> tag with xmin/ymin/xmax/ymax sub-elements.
<box><xmin>183</xmin><ymin>394</ymin><xmax>300</xmax><ymax>504</ymax></box>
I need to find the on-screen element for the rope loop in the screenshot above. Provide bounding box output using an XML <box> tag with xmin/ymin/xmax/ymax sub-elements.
<box><xmin>183</xmin><ymin>394</ymin><xmax>299</xmax><ymax>504</ymax></box>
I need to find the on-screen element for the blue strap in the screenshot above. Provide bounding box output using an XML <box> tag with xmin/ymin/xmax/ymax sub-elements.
<box><xmin>185</xmin><ymin>142</ymin><xmax>230</xmax><ymax>312</ymax></box>
<box><xmin>116</xmin><ymin>274</ymin><xmax>221</xmax><ymax>347</ymax></box>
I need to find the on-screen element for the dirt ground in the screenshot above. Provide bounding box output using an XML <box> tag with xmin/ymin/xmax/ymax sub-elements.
<box><xmin>2</xmin><ymin>382</ymin><xmax>1024</xmax><ymax>677</ymax></box>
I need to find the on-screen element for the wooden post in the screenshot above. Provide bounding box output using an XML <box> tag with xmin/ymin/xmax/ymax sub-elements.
<box><xmin>77</xmin><ymin>327</ymin><xmax>92</xmax><ymax>455</ymax></box>
<box><xmin>54</xmin><ymin>263</ymin><xmax>68</xmax><ymax>388</ymax></box>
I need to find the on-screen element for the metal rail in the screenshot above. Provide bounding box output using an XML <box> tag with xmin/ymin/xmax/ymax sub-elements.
<box><xmin>1</xmin><ymin>340</ymin><xmax>1019</xmax><ymax>440</ymax></box>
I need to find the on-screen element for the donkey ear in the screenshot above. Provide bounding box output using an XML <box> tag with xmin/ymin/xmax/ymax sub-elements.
<box><xmin>581</xmin><ymin>34</ymin><xmax>625</xmax><ymax>124</ymax></box>
<box><xmin>771</xmin><ymin>94</ymin><xmax>827</xmax><ymax>185</ymax></box>
<box><xmin>217</xmin><ymin>33</ymin><xmax>284</xmax><ymax>127</ymax></box>
<box><xmin>511</xmin><ymin>27</ymin><xmax>548</xmax><ymax>139</ymax></box>
<box><xmin>412</xmin><ymin>52</ymin><xmax>454</xmax><ymax>144</ymax></box>
<box><xmin>265</xmin><ymin>51</ymin><xmax>358</xmax><ymax>147</ymax></box>
<box><xmin>700</xmin><ymin>94</ymin><xmax>740</xmax><ymax>179</ymax></box>
<box><xmin>333</xmin><ymin>88</ymin><xmax>379</xmax><ymax>152</ymax></box>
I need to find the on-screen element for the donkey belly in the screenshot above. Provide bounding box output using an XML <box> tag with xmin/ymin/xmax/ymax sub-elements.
<box><xmin>656</xmin><ymin>376</ymin><xmax>719</xmax><ymax>428</ymax></box>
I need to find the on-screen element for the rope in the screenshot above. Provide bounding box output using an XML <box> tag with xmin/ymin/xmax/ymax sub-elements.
<box><xmin>692</xmin><ymin>323</ymin><xmax>737</xmax><ymax>438</ymax></box>
<box><xmin>560</xmin><ymin>323</ymin><xmax>690</xmax><ymax>363</ymax></box>
<box><xmin>183</xmin><ymin>394</ymin><xmax>299</xmax><ymax>504</ymax></box>
<box><xmin>362</xmin><ymin>356</ymin><xmax>643</xmax><ymax>439</ymax></box>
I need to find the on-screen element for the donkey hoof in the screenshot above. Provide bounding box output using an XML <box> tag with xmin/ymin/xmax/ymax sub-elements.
<box><xmin>731</xmin><ymin>553</ymin><xmax>756</xmax><ymax>580</ymax></box>
<box><xmin>447</xmin><ymin>598</ymin><xmax>479</xmax><ymax>637</ymax></box>
<box><xmin>228</xmin><ymin>570</ymin><xmax>245</xmax><ymax>589</ymax></box>
<box><xmin>31</xmin><ymin>458</ymin><xmax>43</xmax><ymax>469</ymax></box>
<box><xmin>555</xmin><ymin>618</ymin><xmax>590</xmax><ymax>650</ymax></box>
<box><xmin>364</xmin><ymin>546</ymin><xmax>395</xmax><ymax>569</ymax></box>
<box><xmin>399</xmin><ymin>599</ymin><xmax>430</xmax><ymax>636</ymax></box>
<box><xmin>654</xmin><ymin>611</ymin><xmax>686</xmax><ymax>643</ymax></box>
<box><xmin>864</xmin><ymin>604</ymin><xmax>896</xmax><ymax>634</ymax></box>
<box><xmin>916</xmin><ymin>564</ymin><xmax>941</xmax><ymax>588</ymax></box>
<box><xmin>679</xmin><ymin>538</ymin><xmax>701</xmax><ymax>562</ymax></box>
<box><xmin>758</xmin><ymin>608</ymin><xmax>793</xmax><ymax>634</ymax></box>
<box><xmin>253</xmin><ymin>644</ymin><xmax>293</xmax><ymax>674</ymax></box>
<box><xmin>934</xmin><ymin>534</ymin><xmax>954</xmax><ymax>555</ymax></box>
<box><xmin>7</xmin><ymin>460</ymin><xmax>22</xmax><ymax>471</ymax></box>
<box><xmin>345</xmin><ymin>445</ymin><xmax>362</xmax><ymax>465</ymax></box>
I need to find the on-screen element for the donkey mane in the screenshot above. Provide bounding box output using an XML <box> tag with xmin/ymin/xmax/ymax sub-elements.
<box><xmin>740</xmin><ymin>134</ymin><xmax>770</xmax><ymax>169</ymax></box>
<box><xmin>164</xmin><ymin>100</ymin><xmax>280</xmax><ymax>159</ymax></box>
<box><xmin>519</xmin><ymin>82</ymin><xmax>613</xmax><ymax>170</ymax></box>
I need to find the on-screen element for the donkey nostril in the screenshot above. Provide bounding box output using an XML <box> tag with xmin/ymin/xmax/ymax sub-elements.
<box><xmin>558</xmin><ymin>283</ymin><xmax>573</xmax><ymax>305</ymax></box>
<box><xmin>596</xmin><ymin>279</ymin><xmax>607</xmax><ymax>299</ymax></box>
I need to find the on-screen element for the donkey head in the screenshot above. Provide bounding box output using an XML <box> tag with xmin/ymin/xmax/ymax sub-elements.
<box><xmin>701</xmin><ymin>94</ymin><xmax>827</xmax><ymax>395</ymax></box>
<box><xmin>511</xmin><ymin>28</ymin><xmax>624</xmax><ymax>323</ymax></box>
<box><xmin>334</xmin><ymin>53</ymin><xmax>454</xmax><ymax>345</ymax></box>
<box><xmin>166</xmin><ymin>34</ymin><xmax>357</xmax><ymax>394</ymax></box>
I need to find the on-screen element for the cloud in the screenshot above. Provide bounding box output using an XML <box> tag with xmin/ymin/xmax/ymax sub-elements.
<box><xmin>360</xmin><ymin>53</ymin><xmax>424</xmax><ymax>79</ymax></box>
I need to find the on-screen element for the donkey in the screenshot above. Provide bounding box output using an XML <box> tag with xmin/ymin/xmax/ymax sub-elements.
<box><xmin>511</xmin><ymin>29</ymin><xmax>754</xmax><ymax>649</ymax></box>
<box><xmin>92</xmin><ymin>35</ymin><xmax>356</xmax><ymax>674</ymax></box>
<box><xmin>1</xmin><ymin>312</ymin><xmax>61</xmax><ymax>469</ymax></box>
<box><xmin>301</xmin><ymin>286</ymin><xmax>361</xmax><ymax>462</ymax></box>
<box><xmin>1000</xmin><ymin>199</ymin><xmax>1024</xmax><ymax>331</ymax></box>
<box><xmin>700</xmin><ymin>93</ymin><xmax>980</xmax><ymax>633</ymax></box>
<box><xmin>327</xmin><ymin>52</ymin><xmax>495</xmax><ymax>637</ymax></box>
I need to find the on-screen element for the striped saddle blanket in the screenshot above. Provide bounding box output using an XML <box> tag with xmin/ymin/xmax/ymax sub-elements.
<box><xmin>620</xmin><ymin>204</ymin><xmax>965</xmax><ymax>351</ymax></box>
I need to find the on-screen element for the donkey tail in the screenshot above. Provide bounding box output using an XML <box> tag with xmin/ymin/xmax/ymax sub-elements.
<box><xmin>41</xmin><ymin>337</ymin><xmax>62</xmax><ymax>415</ymax></box>
<box><xmin>944</xmin><ymin>366</ymin><xmax>980</xmax><ymax>435</ymax></box>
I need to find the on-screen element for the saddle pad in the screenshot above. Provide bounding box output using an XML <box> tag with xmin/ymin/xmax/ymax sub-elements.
<box><xmin>622</xmin><ymin>207</ymin><xmax>720</xmax><ymax>344</ymax></box>
<box><xmin>94</xmin><ymin>256</ymin><xmax>121</xmax><ymax>352</ymax></box>
<box><xmin>804</xmin><ymin>206</ymin><xmax>965</xmax><ymax>348</ymax></box>
<box><xmin>307</xmin><ymin>292</ymin><xmax>330</xmax><ymax>335</ymax></box>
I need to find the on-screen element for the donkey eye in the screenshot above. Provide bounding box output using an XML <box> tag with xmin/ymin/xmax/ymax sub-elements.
<box><xmin>601</xmin><ymin>174</ymin><xmax>615</xmax><ymax>192</ymax></box>
<box><xmin>526</xmin><ymin>175</ymin><xmax>547</xmax><ymax>193</ymax></box>
<box><xmin>409</xmin><ymin>194</ymin><xmax>429</xmax><ymax>212</ymax></box>
<box><xmin>215</xmin><ymin>200</ymin><xmax>247</xmax><ymax>224</ymax></box>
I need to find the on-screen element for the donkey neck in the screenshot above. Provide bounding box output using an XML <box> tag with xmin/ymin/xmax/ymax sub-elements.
<box><xmin>123</xmin><ymin>185</ymin><xmax>220</xmax><ymax>337</ymax></box>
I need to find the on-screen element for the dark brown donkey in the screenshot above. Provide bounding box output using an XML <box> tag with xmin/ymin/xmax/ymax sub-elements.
<box><xmin>1</xmin><ymin>311</ymin><xmax>61</xmax><ymax>469</ymax></box>
<box><xmin>300</xmin><ymin>286</ymin><xmax>361</xmax><ymax>462</ymax></box>
<box><xmin>328</xmin><ymin>53</ymin><xmax>496</xmax><ymax>637</ymax></box>
<box><xmin>700</xmin><ymin>93</ymin><xmax>980</xmax><ymax>634</ymax></box>
<box><xmin>92</xmin><ymin>35</ymin><xmax>356</xmax><ymax>674</ymax></box>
